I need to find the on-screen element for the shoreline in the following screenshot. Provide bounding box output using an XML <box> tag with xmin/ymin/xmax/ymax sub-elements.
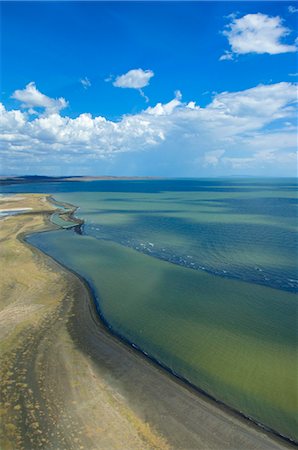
<box><xmin>1</xmin><ymin>194</ymin><xmax>295</xmax><ymax>449</ymax></box>
<box><xmin>27</xmin><ymin>228</ymin><xmax>297</xmax><ymax>449</ymax></box>
<box><xmin>47</xmin><ymin>195</ymin><xmax>84</xmax><ymax>231</ymax></box>
<box><xmin>27</xmin><ymin>198</ymin><xmax>296</xmax><ymax>448</ymax></box>
<box><xmin>81</xmin><ymin>276</ymin><xmax>297</xmax><ymax>447</ymax></box>
<box><xmin>0</xmin><ymin>195</ymin><xmax>168</xmax><ymax>449</ymax></box>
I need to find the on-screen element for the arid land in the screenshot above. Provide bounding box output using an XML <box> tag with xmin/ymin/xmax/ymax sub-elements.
<box><xmin>0</xmin><ymin>194</ymin><xmax>294</xmax><ymax>450</ymax></box>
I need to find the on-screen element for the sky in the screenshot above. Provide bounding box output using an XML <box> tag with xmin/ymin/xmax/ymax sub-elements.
<box><xmin>0</xmin><ymin>1</ymin><xmax>297</xmax><ymax>177</ymax></box>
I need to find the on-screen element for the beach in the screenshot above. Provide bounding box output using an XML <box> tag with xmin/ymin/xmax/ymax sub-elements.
<box><xmin>0</xmin><ymin>194</ymin><xmax>294</xmax><ymax>450</ymax></box>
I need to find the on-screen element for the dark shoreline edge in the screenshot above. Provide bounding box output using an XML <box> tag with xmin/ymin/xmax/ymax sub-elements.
<box><xmin>22</xmin><ymin>202</ymin><xmax>297</xmax><ymax>448</ymax></box>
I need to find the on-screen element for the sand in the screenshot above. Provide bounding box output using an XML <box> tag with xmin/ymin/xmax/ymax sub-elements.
<box><xmin>0</xmin><ymin>194</ymin><xmax>294</xmax><ymax>450</ymax></box>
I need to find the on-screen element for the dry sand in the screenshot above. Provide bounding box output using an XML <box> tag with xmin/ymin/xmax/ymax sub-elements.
<box><xmin>0</xmin><ymin>194</ymin><xmax>294</xmax><ymax>450</ymax></box>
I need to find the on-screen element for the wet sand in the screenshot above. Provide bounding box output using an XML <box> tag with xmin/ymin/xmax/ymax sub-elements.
<box><xmin>0</xmin><ymin>194</ymin><xmax>295</xmax><ymax>449</ymax></box>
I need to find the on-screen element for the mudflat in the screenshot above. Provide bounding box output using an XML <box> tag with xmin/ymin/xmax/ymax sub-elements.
<box><xmin>0</xmin><ymin>194</ymin><xmax>294</xmax><ymax>449</ymax></box>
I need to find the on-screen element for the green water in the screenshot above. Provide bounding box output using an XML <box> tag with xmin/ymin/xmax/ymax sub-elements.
<box><xmin>51</xmin><ymin>182</ymin><xmax>297</xmax><ymax>293</ymax></box>
<box><xmin>5</xmin><ymin>178</ymin><xmax>297</xmax><ymax>441</ymax></box>
<box><xmin>29</xmin><ymin>231</ymin><xmax>297</xmax><ymax>440</ymax></box>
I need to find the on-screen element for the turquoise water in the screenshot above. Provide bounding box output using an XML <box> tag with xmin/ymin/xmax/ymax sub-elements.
<box><xmin>2</xmin><ymin>179</ymin><xmax>297</xmax><ymax>292</ymax></box>
<box><xmin>2</xmin><ymin>179</ymin><xmax>298</xmax><ymax>292</ymax></box>
<box><xmin>55</xmin><ymin>187</ymin><xmax>297</xmax><ymax>293</ymax></box>
<box><xmin>2</xmin><ymin>178</ymin><xmax>298</xmax><ymax>440</ymax></box>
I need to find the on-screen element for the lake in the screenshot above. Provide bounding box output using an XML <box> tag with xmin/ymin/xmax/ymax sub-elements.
<box><xmin>2</xmin><ymin>178</ymin><xmax>297</xmax><ymax>441</ymax></box>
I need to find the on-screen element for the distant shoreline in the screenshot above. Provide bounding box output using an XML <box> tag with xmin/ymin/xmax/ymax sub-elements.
<box><xmin>0</xmin><ymin>175</ymin><xmax>163</xmax><ymax>185</ymax></box>
<box><xmin>1</xmin><ymin>175</ymin><xmax>297</xmax><ymax>187</ymax></box>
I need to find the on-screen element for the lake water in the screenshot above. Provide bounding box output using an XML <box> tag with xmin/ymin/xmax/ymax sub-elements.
<box><xmin>2</xmin><ymin>178</ymin><xmax>298</xmax><ymax>441</ymax></box>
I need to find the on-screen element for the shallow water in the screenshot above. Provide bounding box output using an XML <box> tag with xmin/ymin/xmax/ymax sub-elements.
<box><xmin>2</xmin><ymin>178</ymin><xmax>298</xmax><ymax>440</ymax></box>
<box><xmin>3</xmin><ymin>178</ymin><xmax>297</xmax><ymax>292</ymax></box>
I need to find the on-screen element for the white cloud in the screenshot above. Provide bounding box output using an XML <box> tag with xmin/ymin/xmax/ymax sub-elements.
<box><xmin>224</xmin><ymin>12</ymin><xmax>238</xmax><ymax>20</ymax></box>
<box><xmin>221</xmin><ymin>13</ymin><xmax>297</xmax><ymax>59</ymax></box>
<box><xmin>139</xmin><ymin>89</ymin><xmax>149</xmax><ymax>103</ymax></box>
<box><xmin>288</xmin><ymin>5</ymin><xmax>298</xmax><ymax>13</ymax></box>
<box><xmin>11</xmin><ymin>82</ymin><xmax>68</xmax><ymax>114</ymax></box>
<box><xmin>222</xmin><ymin>149</ymin><xmax>297</xmax><ymax>170</ymax></box>
<box><xmin>80</xmin><ymin>77</ymin><xmax>91</xmax><ymax>89</ymax></box>
<box><xmin>112</xmin><ymin>69</ymin><xmax>154</xmax><ymax>89</ymax></box>
<box><xmin>1</xmin><ymin>82</ymin><xmax>297</xmax><ymax>176</ymax></box>
<box><xmin>146</xmin><ymin>90</ymin><xmax>182</xmax><ymax>115</ymax></box>
<box><xmin>219</xmin><ymin>51</ymin><xmax>234</xmax><ymax>61</ymax></box>
<box><xmin>203</xmin><ymin>150</ymin><xmax>225</xmax><ymax>166</ymax></box>
<box><xmin>289</xmin><ymin>72</ymin><xmax>298</xmax><ymax>76</ymax></box>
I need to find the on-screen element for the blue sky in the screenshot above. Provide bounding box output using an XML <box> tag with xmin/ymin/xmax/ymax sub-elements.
<box><xmin>1</xmin><ymin>1</ymin><xmax>297</xmax><ymax>176</ymax></box>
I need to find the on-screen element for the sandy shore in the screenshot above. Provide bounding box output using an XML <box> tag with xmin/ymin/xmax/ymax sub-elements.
<box><xmin>0</xmin><ymin>194</ymin><xmax>294</xmax><ymax>449</ymax></box>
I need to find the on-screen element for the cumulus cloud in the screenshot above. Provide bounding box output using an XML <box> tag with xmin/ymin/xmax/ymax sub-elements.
<box><xmin>112</xmin><ymin>68</ymin><xmax>154</xmax><ymax>89</ymax></box>
<box><xmin>146</xmin><ymin>90</ymin><xmax>182</xmax><ymax>115</ymax></box>
<box><xmin>1</xmin><ymin>82</ymin><xmax>297</xmax><ymax>176</ymax></box>
<box><xmin>80</xmin><ymin>77</ymin><xmax>91</xmax><ymax>89</ymax></box>
<box><xmin>11</xmin><ymin>82</ymin><xmax>68</xmax><ymax>114</ymax></box>
<box><xmin>220</xmin><ymin>13</ymin><xmax>297</xmax><ymax>60</ymax></box>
